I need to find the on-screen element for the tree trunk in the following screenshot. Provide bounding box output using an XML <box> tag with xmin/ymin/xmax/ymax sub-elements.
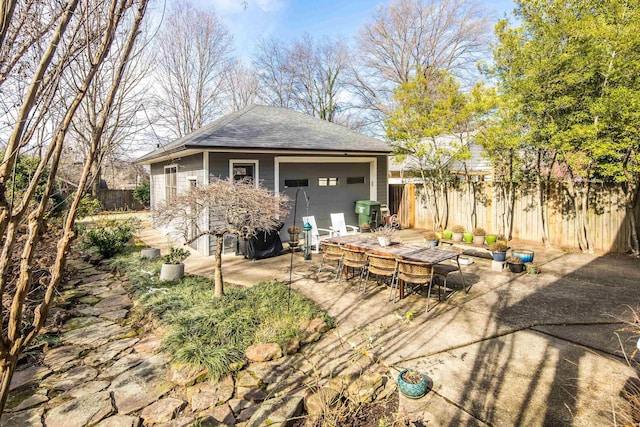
<box><xmin>0</xmin><ymin>354</ymin><xmax>18</xmax><ymax>414</ymax></box>
<box><xmin>214</xmin><ymin>234</ymin><xmax>225</xmax><ymax>297</ymax></box>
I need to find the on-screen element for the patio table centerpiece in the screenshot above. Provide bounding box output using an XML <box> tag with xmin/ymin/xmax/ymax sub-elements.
<box><xmin>373</xmin><ymin>225</ymin><xmax>398</xmax><ymax>247</ymax></box>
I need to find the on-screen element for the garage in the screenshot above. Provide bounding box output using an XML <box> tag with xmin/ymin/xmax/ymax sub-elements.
<box><xmin>278</xmin><ymin>160</ymin><xmax>373</xmax><ymax>230</ymax></box>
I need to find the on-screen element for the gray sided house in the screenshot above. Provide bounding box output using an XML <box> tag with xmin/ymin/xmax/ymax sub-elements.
<box><xmin>137</xmin><ymin>105</ymin><xmax>392</xmax><ymax>255</ymax></box>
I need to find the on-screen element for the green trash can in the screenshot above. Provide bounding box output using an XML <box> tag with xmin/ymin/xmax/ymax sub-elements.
<box><xmin>355</xmin><ymin>200</ymin><xmax>382</xmax><ymax>230</ymax></box>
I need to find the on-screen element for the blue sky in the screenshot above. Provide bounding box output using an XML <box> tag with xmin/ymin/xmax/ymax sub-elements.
<box><xmin>194</xmin><ymin>0</ymin><xmax>517</xmax><ymax>61</ymax></box>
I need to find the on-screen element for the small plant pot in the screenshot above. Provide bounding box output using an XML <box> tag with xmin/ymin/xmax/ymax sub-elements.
<box><xmin>463</xmin><ymin>232</ymin><xmax>473</xmax><ymax>243</ymax></box>
<box><xmin>425</xmin><ymin>240</ymin><xmax>439</xmax><ymax>248</ymax></box>
<box><xmin>452</xmin><ymin>232</ymin><xmax>463</xmax><ymax>242</ymax></box>
<box><xmin>508</xmin><ymin>262</ymin><xmax>525</xmax><ymax>273</ymax></box>
<box><xmin>443</xmin><ymin>230</ymin><xmax>453</xmax><ymax>239</ymax></box>
<box><xmin>512</xmin><ymin>249</ymin><xmax>534</xmax><ymax>263</ymax></box>
<box><xmin>160</xmin><ymin>263</ymin><xmax>185</xmax><ymax>281</ymax></box>
<box><xmin>398</xmin><ymin>369</ymin><xmax>429</xmax><ymax>399</ymax></box>
<box><xmin>485</xmin><ymin>234</ymin><xmax>497</xmax><ymax>245</ymax></box>
<box><xmin>140</xmin><ymin>248</ymin><xmax>160</xmax><ymax>260</ymax></box>
<box><xmin>526</xmin><ymin>263</ymin><xmax>540</xmax><ymax>274</ymax></box>
<box><xmin>491</xmin><ymin>251</ymin><xmax>507</xmax><ymax>262</ymax></box>
<box><xmin>378</xmin><ymin>237</ymin><xmax>391</xmax><ymax>247</ymax></box>
<box><xmin>472</xmin><ymin>235</ymin><xmax>485</xmax><ymax>245</ymax></box>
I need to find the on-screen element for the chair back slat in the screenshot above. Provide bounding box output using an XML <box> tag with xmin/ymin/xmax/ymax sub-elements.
<box><xmin>367</xmin><ymin>253</ymin><xmax>397</xmax><ymax>276</ymax></box>
<box><xmin>342</xmin><ymin>247</ymin><xmax>367</xmax><ymax>267</ymax></box>
<box><xmin>397</xmin><ymin>259</ymin><xmax>433</xmax><ymax>284</ymax></box>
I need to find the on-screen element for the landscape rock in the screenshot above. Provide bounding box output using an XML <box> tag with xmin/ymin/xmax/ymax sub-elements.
<box><xmin>301</xmin><ymin>332</ymin><xmax>321</xmax><ymax>344</ymax></box>
<box><xmin>62</xmin><ymin>319</ymin><xmax>129</xmax><ymax>348</ymax></box>
<box><xmin>43</xmin><ymin>345</ymin><xmax>85</xmax><ymax>371</ymax></box>
<box><xmin>306</xmin><ymin>318</ymin><xmax>329</xmax><ymax>334</ymax></box>
<box><xmin>154</xmin><ymin>416</ymin><xmax>196</xmax><ymax>427</ymax></box>
<box><xmin>246</xmin><ymin>343</ymin><xmax>282</xmax><ymax>362</ymax></box>
<box><xmin>140</xmin><ymin>397</ymin><xmax>186</xmax><ymax>425</ymax></box>
<box><xmin>236</xmin><ymin>386</ymin><xmax>268</xmax><ymax>402</ymax></box>
<box><xmin>304</xmin><ymin>387</ymin><xmax>340</xmax><ymax>416</ymax></box>
<box><xmin>237</xmin><ymin>404</ymin><xmax>260</xmax><ymax>422</ymax></box>
<box><xmin>100</xmin><ymin>309</ymin><xmax>129</xmax><ymax>322</ymax></box>
<box><xmin>283</xmin><ymin>339</ymin><xmax>300</xmax><ymax>355</ymax></box>
<box><xmin>166</xmin><ymin>363</ymin><xmax>208</xmax><ymax>386</ymax></box>
<box><xmin>44</xmin><ymin>365</ymin><xmax>98</xmax><ymax>391</ymax></box>
<box><xmin>133</xmin><ymin>335</ymin><xmax>162</xmax><ymax>354</ymax></box>
<box><xmin>62</xmin><ymin>380</ymin><xmax>111</xmax><ymax>399</ymax></box>
<box><xmin>345</xmin><ymin>370</ymin><xmax>384</xmax><ymax>404</ymax></box>
<box><xmin>84</xmin><ymin>337</ymin><xmax>139</xmax><ymax>367</ymax></box>
<box><xmin>236</xmin><ymin>370</ymin><xmax>261</xmax><ymax>388</ymax></box>
<box><xmin>94</xmin><ymin>415</ymin><xmax>141</xmax><ymax>427</ymax></box>
<box><xmin>0</xmin><ymin>407</ymin><xmax>44</xmax><ymax>427</ymax></box>
<box><xmin>97</xmin><ymin>353</ymin><xmax>145</xmax><ymax>380</ymax></box>
<box><xmin>109</xmin><ymin>354</ymin><xmax>174</xmax><ymax>415</ymax></box>
<box><xmin>246</xmin><ymin>395</ymin><xmax>304</xmax><ymax>427</ymax></box>
<box><xmin>205</xmin><ymin>403</ymin><xmax>236</xmax><ymax>425</ymax></box>
<box><xmin>9</xmin><ymin>366</ymin><xmax>51</xmax><ymax>391</ymax></box>
<box><xmin>94</xmin><ymin>295</ymin><xmax>132</xmax><ymax>312</ymax></box>
<box><xmin>45</xmin><ymin>390</ymin><xmax>113</xmax><ymax>427</ymax></box>
<box><xmin>186</xmin><ymin>376</ymin><xmax>234</xmax><ymax>411</ymax></box>
<box><xmin>8</xmin><ymin>393</ymin><xmax>49</xmax><ymax>412</ymax></box>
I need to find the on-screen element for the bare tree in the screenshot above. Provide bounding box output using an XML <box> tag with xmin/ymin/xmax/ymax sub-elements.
<box><xmin>152</xmin><ymin>0</ymin><xmax>234</xmax><ymax>138</ymax></box>
<box><xmin>67</xmin><ymin>18</ymin><xmax>152</xmax><ymax>197</ymax></box>
<box><xmin>224</xmin><ymin>58</ymin><xmax>261</xmax><ymax>112</ymax></box>
<box><xmin>0</xmin><ymin>0</ymin><xmax>149</xmax><ymax>412</ymax></box>
<box><xmin>352</xmin><ymin>0</ymin><xmax>492</xmax><ymax>126</ymax></box>
<box><xmin>253</xmin><ymin>34</ymin><xmax>350</xmax><ymax>123</ymax></box>
<box><xmin>155</xmin><ymin>178</ymin><xmax>289</xmax><ymax>297</ymax></box>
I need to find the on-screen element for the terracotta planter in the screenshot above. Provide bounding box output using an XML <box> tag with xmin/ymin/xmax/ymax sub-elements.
<box><xmin>472</xmin><ymin>235</ymin><xmax>485</xmax><ymax>245</ymax></box>
<box><xmin>160</xmin><ymin>263</ymin><xmax>185</xmax><ymax>281</ymax></box>
<box><xmin>452</xmin><ymin>232</ymin><xmax>463</xmax><ymax>242</ymax></box>
<box><xmin>463</xmin><ymin>232</ymin><xmax>473</xmax><ymax>243</ymax></box>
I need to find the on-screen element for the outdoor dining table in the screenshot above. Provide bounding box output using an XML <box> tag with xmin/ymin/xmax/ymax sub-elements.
<box><xmin>326</xmin><ymin>235</ymin><xmax>467</xmax><ymax>299</ymax></box>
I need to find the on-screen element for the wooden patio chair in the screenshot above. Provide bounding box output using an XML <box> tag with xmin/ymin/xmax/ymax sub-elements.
<box><xmin>318</xmin><ymin>242</ymin><xmax>344</xmax><ymax>281</ymax></box>
<box><xmin>362</xmin><ymin>253</ymin><xmax>397</xmax><ymax>293</ymax></box>
<box><xmin>338</xmin><ymin>247</ymin><xmax>368</xmax><ymax>286</ymax></box>
<box><xmin>302</xmin><ymin>215</ymin><xmax>333</xmax><ymax>253</ymax></box>
<box><xmin>391</xmin><ymin>259</ymin><xmax>437</xmax><ymax>312</ymax></box>
<box><xmin>330</xmin><ymin>213</ymin><xmax>359</xmax><ymax>236</ymax></box>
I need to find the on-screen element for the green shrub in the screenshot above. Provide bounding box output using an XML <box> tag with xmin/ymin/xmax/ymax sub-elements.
<box><xmin>164</xmin><ymin>247</ymin><xmax>190</xmax><ymax>264</ymax></box>
<box><xmin>76</xmin><ymin>194</ymin><xmax>102</xmax><ymax>218</ymax></box>
<box><xmin>82</xmin><ymin>218</ymin><xmax>140</xmax><ymax>258</ymax></box>
<box><xmin>133</xmin><ymin>180</ymin><xmax>150</xmax><ymax>206</ymax></box>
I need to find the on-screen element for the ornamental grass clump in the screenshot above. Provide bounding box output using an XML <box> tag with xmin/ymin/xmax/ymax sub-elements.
<box><xmin>111</xmin><ymin>250</ymin><xmax>331</xmax><ymax>381</ymax></box>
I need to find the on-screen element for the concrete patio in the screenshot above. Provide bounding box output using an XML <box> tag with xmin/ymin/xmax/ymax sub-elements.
<box><xmin>138</xmin><ymin>225</ymin><xmax>640</xmax><ymax>426</ymax></box>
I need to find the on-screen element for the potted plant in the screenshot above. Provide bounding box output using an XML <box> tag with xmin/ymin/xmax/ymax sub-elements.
<box><xmin>526</xmin><ymin>262</ymin><xmax>540</xmax><ymax>274</ymax></box>
<box><xmin>397</xmin><ymin>369</ymin><xmax>429</xmax><ymax>399</ymax></box>
<box><xmin>287</xmin><ymin>225</ymin><xmax>301</xmax><ymax>247</ymax></box>
<box><xmin>511</xmin><ymin>249</ymin><xmax>535</xmax><ymax>263</ymax></box>
<box><xmin>488</xmin><ymin>242</ymin><xmax>508</xmax><ymax>261</ymax></box>
<box><xmin>472</xmin><ymin>227</ymin><xmax>486</xmax><ymax>245</ymax></box>
<box><xmin>506</xmin><ymin>256</ymin><xmax>524</xmax><ymax>273</ymax></box>
<box><xmin>424</xmin><ymin>231</ymin><xmax>439</xmax><ymax>248</ymax></box>
<box><xmin>160</xmin><ymin>247</ymin><xmax>190</xmax><ymax>281</ymax></box>
<box><xmin>496</xmin><ymin>234</ymin><xmax>508</xmax><ymax>245</ymax></box>
<box><xmin>373</xmin><ymin>225</ymin><xmax>397</xmax><ymax>247</ymax></box>
<box><xmin>463</xmin><ymin>230</ymin><xmax>473</xmax><ymax>243</ymax></box>
<box><xmin>442</xmin><ymin>229</ymin><xmax>453</xmax><ymax>240</ymax></box>
<box><xmin>485</xmin><ymin>233</ymin><xmax>497</xmax><ymax>245</ymax></box>
<box><xmin>140</xmin><ymin>247</ymin><xmax>160</xmax><ymax>260</ymax></box>
<box><xmin>451</xmin><ymin>225</ymin><xmax>464</xmax><ymax>242</ymax></box>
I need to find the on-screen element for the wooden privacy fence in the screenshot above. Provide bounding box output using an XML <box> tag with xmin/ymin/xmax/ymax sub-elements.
<box><xmin>393</xmin><ymin>182</ymin><xmax>638</xmax><ymax>253</ymax></box>
<box><xmin>97</xmin><ymin>189</ymin><xmax>145</xmax><ymax>211</ymax></box>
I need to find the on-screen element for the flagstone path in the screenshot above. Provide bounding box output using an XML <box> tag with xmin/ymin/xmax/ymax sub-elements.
<box><xmin>2</xmin><ymin>258</ymin><xmax>394</xmax><ymax>427</ymax></box>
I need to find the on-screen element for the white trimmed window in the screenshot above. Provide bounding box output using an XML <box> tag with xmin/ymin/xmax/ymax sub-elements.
<box><xmin>165</xmin><ymin>165</ymin><xmax>177</xmax><ymax>201</ymax></box>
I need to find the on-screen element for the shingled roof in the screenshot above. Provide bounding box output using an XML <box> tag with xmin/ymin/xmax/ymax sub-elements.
<box><xmin>137</xmin><ymin>105</ymin><xmax>391</xmax><ymax>163</ymax></box>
